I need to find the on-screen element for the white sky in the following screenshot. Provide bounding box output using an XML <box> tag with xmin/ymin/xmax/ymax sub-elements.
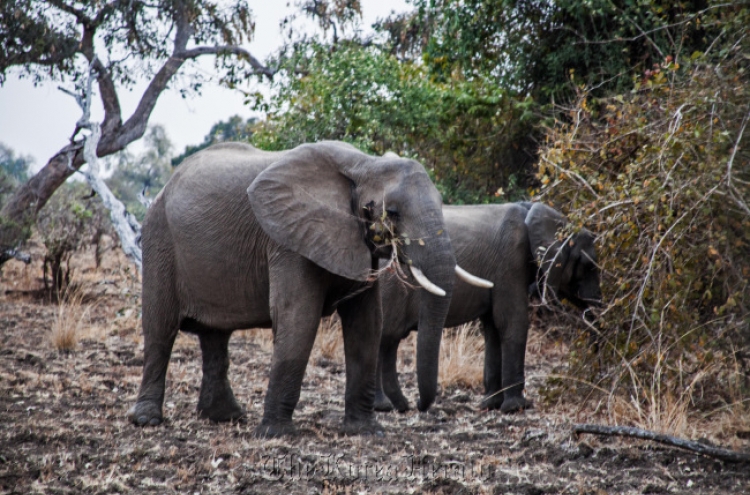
<box><xmin>0</xmin><ymin>1</ymin><xmax>410</xmax><ymax>171</ymax></box>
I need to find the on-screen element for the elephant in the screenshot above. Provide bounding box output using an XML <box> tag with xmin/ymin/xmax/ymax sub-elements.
<box><xmin>374</xmin><ymin>201</ymin><xmax>601</xmax><ymax>413</ymax></box>
<box><xmin>127</xmin><ymin>141</ymin><xmax>491</xmax><ymax>437</ymax></box>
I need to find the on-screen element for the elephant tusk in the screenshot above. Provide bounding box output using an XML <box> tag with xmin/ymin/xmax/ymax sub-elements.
<box><xmin>455</xmin><ymin>265</ymin><xmax>494</xmax><ymax>289</ymax></box>
<box><xmin>409</xmin><ymin>266</ymin><xmax>447</xmax><ymax>297</ymax></box>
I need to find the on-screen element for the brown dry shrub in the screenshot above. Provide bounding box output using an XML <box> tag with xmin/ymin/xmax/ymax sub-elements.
<box><xmin>535</xmin><ymin>19</ymin><xmax>750</xmax><ymax>433</ymax></box>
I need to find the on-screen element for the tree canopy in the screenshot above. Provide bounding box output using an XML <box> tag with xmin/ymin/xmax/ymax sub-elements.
<box><xmin>382</xmin><ymin>0</ymin><xmax>722</xmax><ymax>102</ymax></box>
<box><xmin>252</xmin><ymin>42</ymin><xmax>536</xmax><ymax>203</ymax></box>
<box><xmin>0</xmin><ymin>0</ymin><xmax>272</xmax><ymax>261</ymax></box>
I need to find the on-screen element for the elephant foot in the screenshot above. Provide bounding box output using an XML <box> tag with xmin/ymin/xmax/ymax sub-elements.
<box><xmin>197</xmin><ymin>403</ymin><xmax>247</xmax><ymax>423</ymax></box>
<box><xmin>479</xmin><ymin>392</ymin><xmax>504</xmax><ymax>411</ymax></box>
<box><xmin>198</xmin><ymin>407</ymin><xmax>247</xmax><ymax>423</ymax></box>
<box><xmin>391</xmin><ymin>396</ymin><xmax>410</xmax><ymax>413</ymax></box>
<box><xmin>197</xmin><ymin>383</ymin><xmax>245</xmax><ymax>422</ymax></box>
<box><xmin>341</xmin><ymin>418</ymin><xmax>384</xmax><ymax>437</ymax></box>
<box><xmin>500</xmin><ymin>395</ymin><xmax>530</xmax><ymax>414</ymax></box>
<box><xmin>254</xmin><ymin>420</ymin><xmax>297</xmax><ymax>438</ymax></box>
<box><xmin>127</xmin><ymin>400</ymin><xmax>163</xmax><ymax>427</ymax></box>
<box><xmin>374</xmin><ymin>394</ymin><xmax>395</xmax><ymax>412</ymax></box>
<box><xmin>417</xmin><ymin>397</ymin><xmax>436</xmax><ymax>412</ymax></box>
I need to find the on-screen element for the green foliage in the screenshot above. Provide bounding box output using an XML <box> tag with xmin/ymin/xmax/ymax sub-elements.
<box><xmin>37</xmin><ymin>182</ymin><xmax>112</xmax><ymax>299</ymax></box>
<box><xmin>402</xmin><ymin>0</ymin><xmax>725</xmax><ymax>103</ymax></box>
<box><xmin>536</xmin><ymin>21</ymin><xmax>750</xmax><ymax>419</ymax></box>
<box><xmin>0</xmin><ymin>143</ymin><xmax>33</xmax><ymax>208</ymax></box>
<box><xmin>0</xmin><ymin>0</ymin><xmax>254</xmax><ymax>87</ymax></box>
<box><xmin>105</xmin><ymin>126</ymin><xmax>174</xmax><ymax>221</ymax></box>
<box><xmin>171</xmin><ymin>116</ymin><xmax>257</xmax><ymax>166</ymax></box>
<box><xmin>252</xmin><ymin>43</ymin><xmax>535</xmax><ymax>203</ymax></box>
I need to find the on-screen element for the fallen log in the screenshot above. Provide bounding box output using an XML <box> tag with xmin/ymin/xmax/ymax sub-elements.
<box><xmin>573</xmin><ymin>423</ymin><xmax>750</xmax><ymax>463</ymax></box>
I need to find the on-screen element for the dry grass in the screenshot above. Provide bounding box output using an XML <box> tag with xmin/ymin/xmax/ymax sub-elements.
<box><xmin>49</xmin><ymin>286</ymin><xmax>94</xmax><ymax>351</ymax></box>
<box><xmin>313</xmin><ymin>315</ymin><xmax>344</xmax><ymax>362</ymax></box>
<box><xmin>236</xmin><ymin>317</ymin><xmax>345</xmax><ymax>361</ymax></box>
<box><xmin>236</xmin><ymin>328</ymin><xmax>272</xmax><ymax>356</ymax></box>
<box><xmin>438</xmin><ymin>322</ymin><xmax>484</xmax><ymax>390</ymax></box>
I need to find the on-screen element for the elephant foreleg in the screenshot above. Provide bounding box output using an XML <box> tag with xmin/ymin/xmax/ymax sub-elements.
<box><xmin>197</xmin><ymin>330</ymin><xmax>245</xmax><ymax>422</ymax></box>
<box><xmin>338</xmin><ymin>285</ymin><xmax>384</xmax><ymax>435</ymax></box>
<box><xmin>255</xmin><ymin>255</ymin><xmax>324</xmax><ymax>438</ymax></box>
<box><xmin>374</xmin><ymin>348</ymin><xmax>394</xmax><ymax>412</ymax></box>
<box><xmin>480</xmin><ymin>317</ymin><xmax>505</xmax><ymax>411</ymax></box>
<box><xmin>497</xmin><ymin>311</ymin><xmax>529</xmax><ymax>413</ymax></box>
<box><xmin>380</xmin><ymin>339</ymin><xmax>410</xmax><ymax>412</ymax></box>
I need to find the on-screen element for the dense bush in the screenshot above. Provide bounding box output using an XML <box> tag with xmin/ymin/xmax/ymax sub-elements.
<box><xmin>536</xmin><ymin>26</ymin><xmax>749</xmax><ymax>428</ymax></box>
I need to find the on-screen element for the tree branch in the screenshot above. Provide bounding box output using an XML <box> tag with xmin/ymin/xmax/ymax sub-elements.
<box><xmin>46</xmin><ymin>0</ymin><xmax>93</xmax><ymax>25</ymax></box>
<box><xmin>180</xmin><ymin>45</ymin><xmax>277</xmax><ymax>78</ymax></box>
<box><xmin>573</xmin><ymin>424</ymin><xmax>750</xmax><ymax>463</ymax></box>
<box><xmin>72</xmin><ymin>60</ymin><xmax>143</xmax><ymax>272</ymax></box>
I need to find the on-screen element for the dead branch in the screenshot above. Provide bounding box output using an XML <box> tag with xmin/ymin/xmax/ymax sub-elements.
<box><xmin>65</xmin><ymin>59</ymin><xmax>143</xmax><ymax>273</ymax></box>
<box><xmin>573</xmin><ymin>423</ymin><xmax>750</xmax><ymax>463</ymax></box>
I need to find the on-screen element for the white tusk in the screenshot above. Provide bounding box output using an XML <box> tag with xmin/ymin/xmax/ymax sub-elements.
<box><xmin>455</xmin><ymin>265</ymin><xmax>494</xmax><ymax>288</ymax></box>
<box><xmin>409</xmin><ymin>266</ymin><xmax>447</xmax><ymax>297</ymax></box>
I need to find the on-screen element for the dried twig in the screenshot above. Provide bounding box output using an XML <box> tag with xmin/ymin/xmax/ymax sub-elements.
<box><xmin>573</xmin><ymin>423</ymin><xmax>750</xmax><ymax>463</ymax></box>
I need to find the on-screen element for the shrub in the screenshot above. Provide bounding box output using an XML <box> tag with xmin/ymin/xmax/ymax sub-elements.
<box><xmin>535</xmin><ymin>30</ymin><xmax>750</xmax><ymax>429</ymax></box>
<box><xmin>37</xmin><ymin>182</ymin><xmax>112</xmax><ymax>299</ymax></box>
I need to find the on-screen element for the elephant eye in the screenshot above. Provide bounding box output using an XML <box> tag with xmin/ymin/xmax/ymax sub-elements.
<box><xmin>386</xmin><ymin>208</ymin><xmax>400</xmax><ymax>220</ymax></box>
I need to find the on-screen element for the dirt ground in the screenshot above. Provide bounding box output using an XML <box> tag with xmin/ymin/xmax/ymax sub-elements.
<box><xmin>1</xmin><ymin>242</ymin><xmax>749</xmax><ymax>494</ymax></box>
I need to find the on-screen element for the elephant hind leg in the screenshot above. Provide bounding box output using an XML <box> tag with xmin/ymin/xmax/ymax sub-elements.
<box><xmin>479</xmin><ymin>317</ymin><xmax>505</xmax><ymax>411</ymax></box>
<box><xmin>194</xmin><ymin>328</ymin><xmax>245</xmax><ymax>422</ymax></box>
<box><xmin>128</xmin><ymin>276</ymin><xmax>180</xmax><ymax>426</ymax></box>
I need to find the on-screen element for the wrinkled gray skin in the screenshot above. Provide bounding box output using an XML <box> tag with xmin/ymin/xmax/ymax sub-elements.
<box><xmin>375</xmin><ymin>202</ymin><xmax>601</xmax><ymax>413</ymax></box>
<box><xmin>127</xmin><ymin>141</ymin><xmax>456</xmax><ymax>437</ymax></box>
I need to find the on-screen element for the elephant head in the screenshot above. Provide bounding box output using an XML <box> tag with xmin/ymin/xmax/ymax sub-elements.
<box><xmin>525</xmin><ymin>202</ymin><xmax>602</xmax><ymax>309</ymax></box>
<box><xmin>247</xmin><ymin>141</ymin><xmax>459</xmax><ymax>410</ymax></box>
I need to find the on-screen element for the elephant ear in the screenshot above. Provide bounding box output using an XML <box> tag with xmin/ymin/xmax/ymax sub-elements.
<box><xmin>525</xmin><ymin>203</ymin><xmax>571</xmax><ymax>301</ymax></box>
<box><xmin>247</xmin><ymin>143</ymin><xmax>372</xmax><ymax>281</ymax></box>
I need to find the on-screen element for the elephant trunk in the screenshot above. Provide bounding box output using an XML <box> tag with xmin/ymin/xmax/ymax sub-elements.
<box><xmin>413</xmin><ymin>234</ymin><xmax>456</xmax><ymax>412</ymax></box>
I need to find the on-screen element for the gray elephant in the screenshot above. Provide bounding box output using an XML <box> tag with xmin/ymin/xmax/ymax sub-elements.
<box><xmin>375</xmin><ymin>201</ymin><xmax>601</xmax><ymax>413</ymax></box>
<box><xmin>127</xmin><ymin>141</ymin><xmax>490</xmax><ymax>437</ymax></box>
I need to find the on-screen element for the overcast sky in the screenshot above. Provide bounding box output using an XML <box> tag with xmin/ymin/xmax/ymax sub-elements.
<box><xmin>0</xmin><ymin>1</ymin><xmax>409</xmax><ymax>171</ymax></box>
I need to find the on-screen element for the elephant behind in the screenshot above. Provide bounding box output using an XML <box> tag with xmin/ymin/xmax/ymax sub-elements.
<box><xmin>128</xmin><ymin>141</ymin><xmax>467</xmax><ymax>437</ymax></box>
<box><xmin>376</xmin><ymin>202</ymin><xmax>601</xmax><ymax>413</ymax></box>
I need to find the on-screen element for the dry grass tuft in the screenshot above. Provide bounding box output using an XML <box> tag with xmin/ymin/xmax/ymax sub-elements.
<box><xmin>438</xmin><ymin>322</ymin><xmax>484</xmax><ymax>390</ymax></box>
<box><xmin>313</xmin><ymin>316</ymin><xmax>344</xmax><ymax>362</ymax></box>
<box><xmin>50</xmin><ymin>287</ymin><xmax>92</xmax><ymax>351</ymax></box>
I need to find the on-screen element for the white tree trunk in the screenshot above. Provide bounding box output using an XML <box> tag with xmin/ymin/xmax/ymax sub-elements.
<box><xmin>80</xmin><ymin>123</ymin><xmax>143</xmax><ymax>273</ymax></box>
<box><xmin>66</xmin><ymin>60</ymin><xmax>143</xmax><ymax>273</ymax></box>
